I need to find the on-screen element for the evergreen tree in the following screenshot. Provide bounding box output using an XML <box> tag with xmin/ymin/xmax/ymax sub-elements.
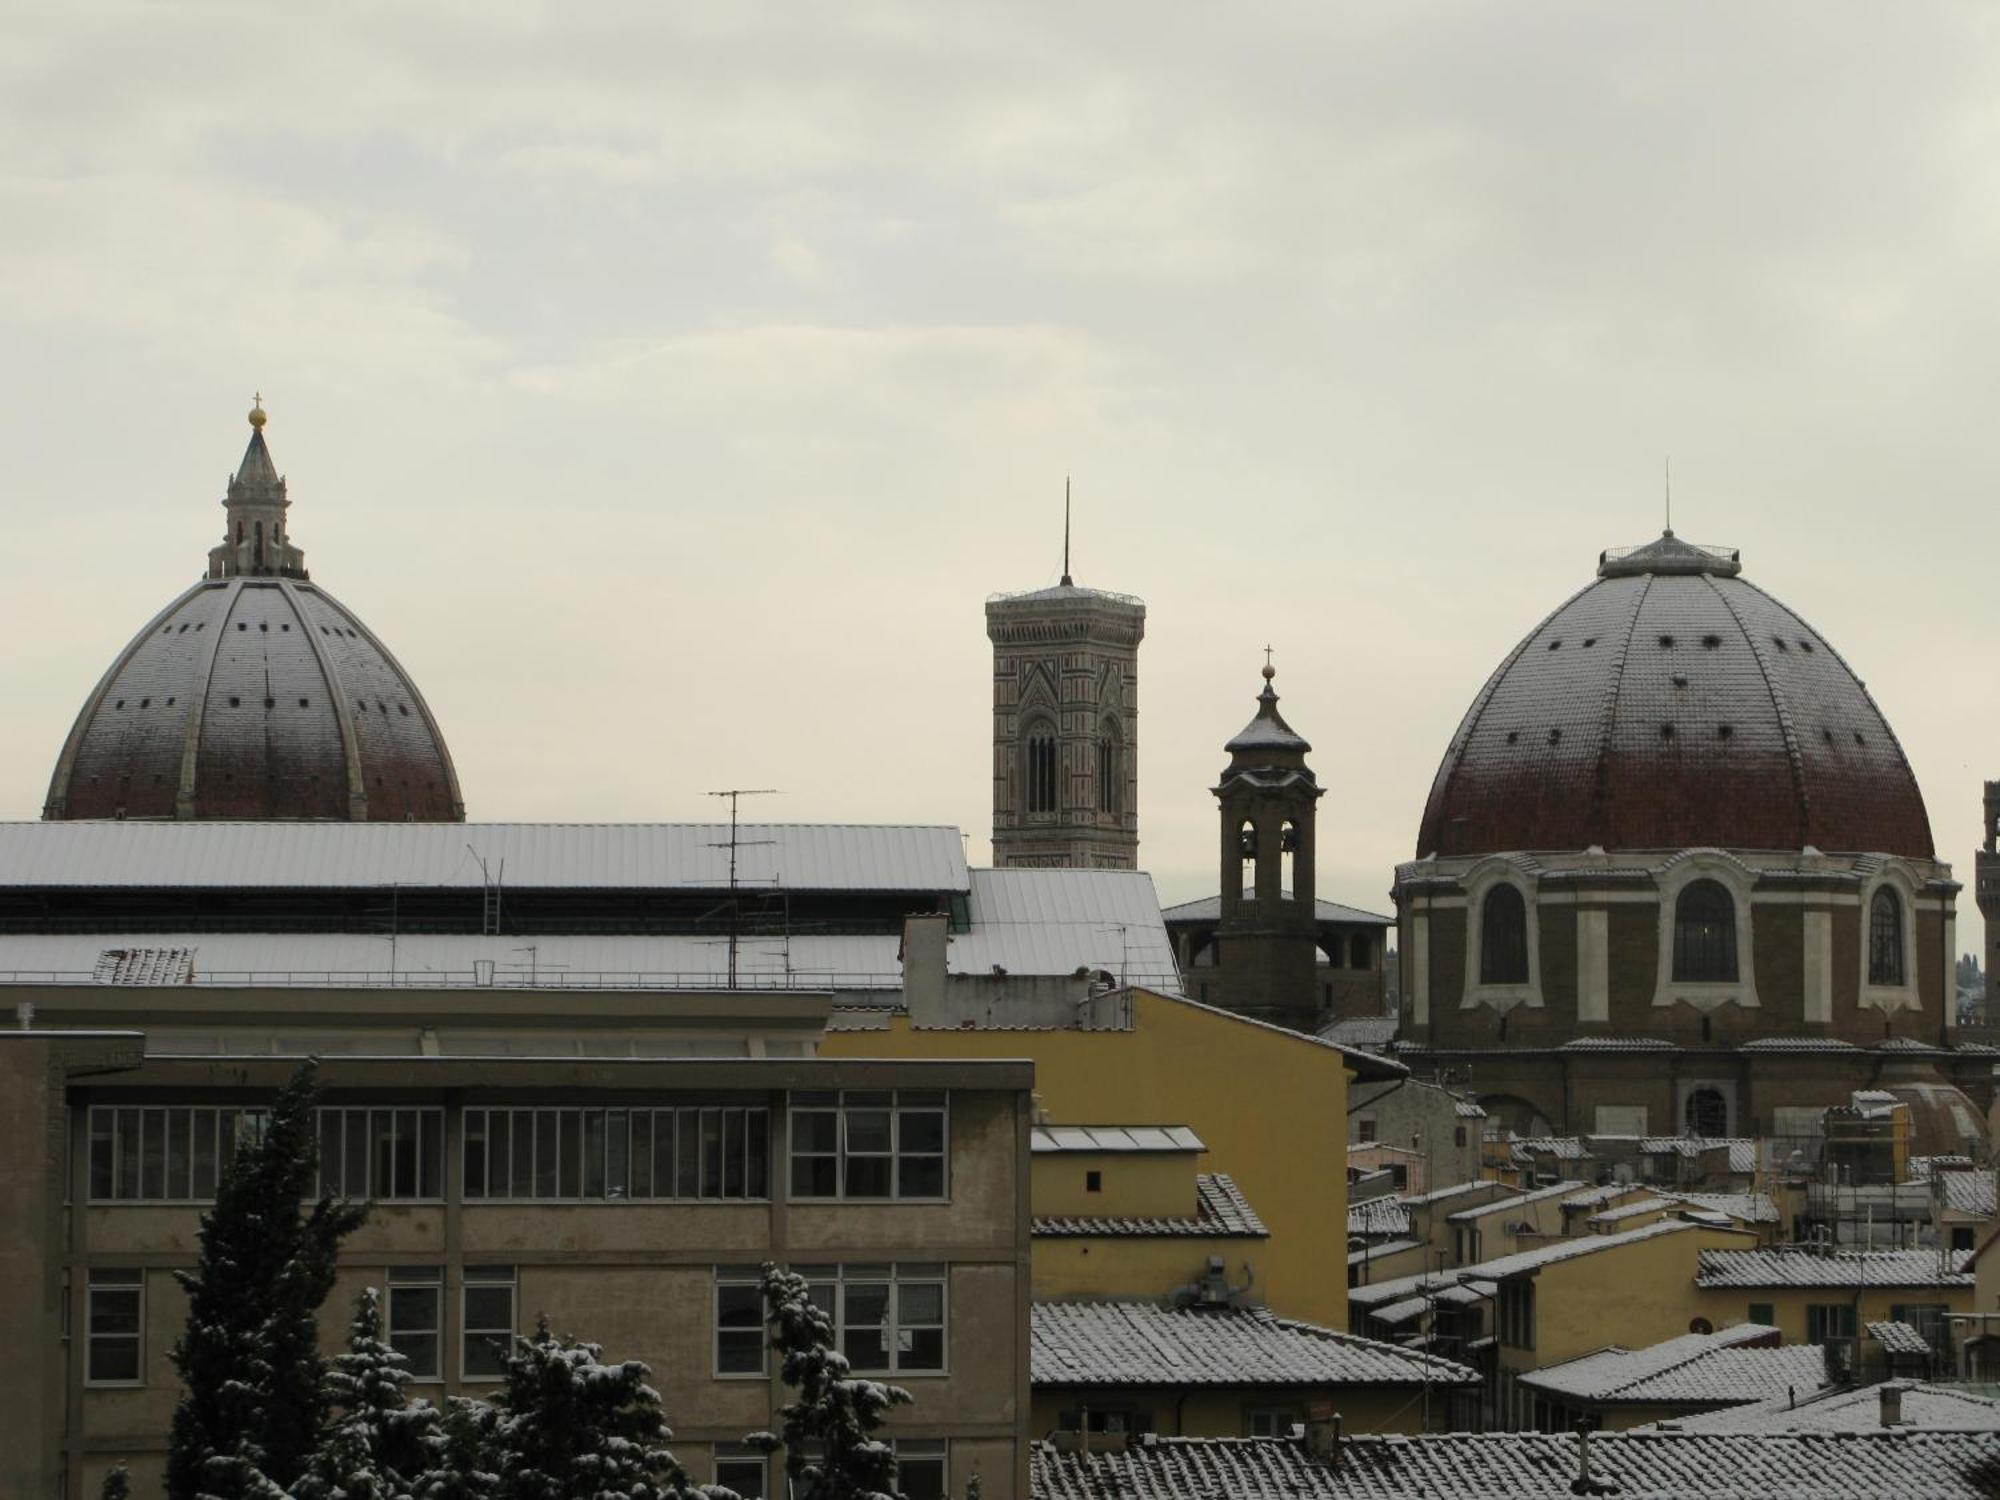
<box><xmin>167</xmin><ymin>1061</ymin><xmax>368</xmax><ymax>1500</ymax></box>
<box><xmin>485</xmin><ymin>1319</ymin><xmax>703</xmax><ymax>1500</ymax></box>
<box><xmin>99</xmin><ymin>1468</ymin><xmax>131</xmax><ymax>1500</ymax></box>
<box><xmin>409</xmin><ymin>1398</ymin><xmax>502</xmax><ymax>1500</ymax></box>
<box><xmin>299</xmin><ymin>1287</ymin><xmax>440</xmax><ymax>1500</ymax></box>
<box><xmin>755</xmin><ymin>1264</ymin><xmax>911</xmax><ymax>1500</ymax></box>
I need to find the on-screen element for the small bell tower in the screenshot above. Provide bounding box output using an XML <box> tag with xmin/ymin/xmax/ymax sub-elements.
<box><xmin>1207</xmin><ymin>658</ymin><xmax>1325</xmax><ymax>1031</ymax></box>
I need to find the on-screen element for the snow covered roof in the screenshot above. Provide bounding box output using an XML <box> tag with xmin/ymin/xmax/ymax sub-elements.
<box><xmin>1031</xmin><ymin>1430</ymin><xmax>2000</xmax><ymax>1499</ymax></box>
<box><xmin>1347</xmin><ymin>1198</ymin><xmax>1412</xmax><ymax>1237</ymax></box>
<box><xmin>1662</xmin><ymin>1191</ymin><xmax>1781</xmax><ymax>1225</ymax></box>
<box><xmin>1033</xmin><ymin>1125</ymin><xmax>1204</xmax><ymax>1154</ymax></box>
<box><xmin>1473</xmin><ymin>1219</ymin><xmax>1704</xmax><ymax>1280</ymax></box>
<box><xmin>1347</xmin><ymin>1239</ymin><xmax>1423</xmax><ymax>1266</ymax></box>
<box><xmin>1033</xmin><ymin>1173</ymin><xmax>1266</xmax><ymax>1239</ymax></box>
<box><xmin>1447</xmin><ymin>1179</ymin><xmax>1584</xmax><ymax>1223</ymax></box>
<box><xmin>0</xmin><ymin>820</ymin><xmax>971</xmax><ymax>892</ymax></box>
<box><xmin>1868</xmin><ymin>1321</ymin><xmax>1935</xmax><ymax>1356</ymax></box>
<box><xmin>1696</xmin><ymin>1247</ymin><xmax>1974</xmax><ymax>1289</ymax></box>
<box><xmin>1519</xmin><ymin>1326</ymin><xmax>1826</xmax><ymax>1406</ymax></box>
<box><xmin>1030</xmin><ymin>1302</ymin><xmax>1479</xmax><ymax>1389</ymax></box>
<box><xmin>1161</xmin><ymin>894</ymin><xmax>1393</xmax><ymax>925</ymax></box>
<box><xmin>1933</xmin><ymin>1169</ymin><xmax>1997</xmax><ymax>1218</ymax></box>
<box><xmin>1587</xmin><ymin>1197</ymin><xmax>1674</xmax><ymax>1226</ymax></box>
<box><xmin>1670</xmin><ymin>1382</ymin><xmax>2000</xmax><ymax>1435</ymax></box>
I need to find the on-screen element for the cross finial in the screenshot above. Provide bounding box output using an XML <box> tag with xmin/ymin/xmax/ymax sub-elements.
<box><xmin>248</xmin><ymin>392</ymin><xmax>268</xmax><ymax>430</ymax></box>
<box><xmin>1262</xmin><ymin>644</ymin><xmax>1275</xmax><ymax>682</ymax></box>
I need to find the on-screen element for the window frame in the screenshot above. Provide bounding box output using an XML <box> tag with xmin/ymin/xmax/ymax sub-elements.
<box><xmin>795</xmin><ymin>1263</ymin><xmax>949</xmax><ymax>1377</ymax></box>
<box><xmin>463</xmin><ymin>1104</ymin><xmax>770</xmax><ymax>1203</ymax></box>
<box><xmin>714</xmin><ymin>1267</ymin><xmax>770</xmax><ymax>1379</ymax></box>
<box><xmin>1651</xmin><ymin>857</ymin><xmax>1760</xmax><ymax>1014</ymax></box>
<box><xmin>892</xmin><ymin>1439</ymin><xmax>949</xmax><ymax>1500</ymax></box>
<box><xmin>1478</xmin><ymin>884</ymin><xmax>1530</xmax><ymax>986</ymax></box>
<box><xmin>714</xmin><ymin>1451</ymin><xmax>769</xmax><ymax>1499</ymax></box>
<box><xmin>460</xmin><ymin>1265</ymin><xmax>517</xmax><ymax>1382</ymax></box>
<box><xmin>315</xmin><ymin>1106</ymin><xmax>445</xmax><ymax>1203</ymax></box>
<box><xmin>1858</xmin><ymin>865</ymin><xmax>1922</xmax><ymax>1016</ymax></box>
<box><xmin>85</xmin><ymin>1269</ymin><xmax>145</xmax><ymax>1387</ymax></box>
<box><xmin>1460</xmin><ymin>862</ymin><xmax>1541</xmax><ymax>1015</ymax></box>
<box><xmin>387</xmin><ymin>1266</ymin><xmax>444</xmax><ymax>1383</ymax></box>
<box><xmin>1023</xmin><ymin>718</ymin><xmax>1059</xmax><ymax>815</ymax></box>
<box><xmin>1673</xmin><ymin>879</ymin><xmax>1740</xmax><ymax>983</ymax></box>
<box><xmin>86</xmin><ymin>1105</ymin><xmax>269</xmax><ymax>1204</ymax></box>
<box><xmin>787</xmin><ymin>1091</ymin><xmax>949</xmax><ymax>1203</ymax></box>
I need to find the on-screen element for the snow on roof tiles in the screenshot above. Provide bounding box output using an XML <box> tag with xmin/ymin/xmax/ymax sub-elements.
<box><xmin>1447</xmin><ymin>1179</ymin><xmax>1585</xmax><ymax>1222</ymax></box>
<box><xmin>1662</xmin><ymin>1191</ymin><xmax>1780</xmax><ymax>1224</ymax></box>
<box><xmin>1348</xmin><ymin>1198</ymin><xmax>1412</xmax><ymax>1237</ymax></box>
<box><xmin>1696</xmin><ymin>1247</ymin><xmax>1974</xmax><ymax>1289</ymax></box>
<box><xmin>1868</xmin><ymin>1321</ymin><xmax>1935</xmax><ymax>1356</ymax></box>
<box><xmin>1033</xmin><ymin>1173</ymin><xmax>1267</xmax><ymax>1239</ymax></box>
<box><xmin>1671</xmin><ymin>1382</ymin><xmax>2000</xmax><ymax>1435</ymax></box>
<box><xmin>1031</xmin><ymin>1430</ymin><xmax>2000</xmax><ymax>1499</ymax></box>
<box><xmin>1521</xmin><ymin>1327</ymin><xmax>1822</xmax><ymax>1405</ymax></box>
<box><xmin>1030</xmin><ymin>1301</ymin><xmax>1479</xmax><ymax>1389</ymax></box>
<box><xmin>1473</xmin><ymin>1219</ymin><xmax>1701</xmax><ymax>1280</ymax></box>
<box><xmin>1935</xmin><ymin>1169</ymin><xmax>1997</xmax><ymax>1218</ymax></box>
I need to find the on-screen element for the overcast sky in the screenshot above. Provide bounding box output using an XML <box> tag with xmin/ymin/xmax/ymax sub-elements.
<box><xmin>1</xmin><ymin>4</ymin><xmax>1995</xmax><ymax>957</ymax></box>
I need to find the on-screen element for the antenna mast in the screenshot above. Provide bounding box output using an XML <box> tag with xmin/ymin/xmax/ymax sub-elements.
<box><xmin>1061</xmin><ymin>477</ymin><xmax>1073</xmax><ymax>586</ymax></box>
<box><xmin>707</xmin><ymin>789</ymin><xmax>779</xmax><ymax>989</ymax></box>
<box><xmin>1664</xmin><ymin>457</ymin><xmax>1673</xmax><ymax>535</ymax></box>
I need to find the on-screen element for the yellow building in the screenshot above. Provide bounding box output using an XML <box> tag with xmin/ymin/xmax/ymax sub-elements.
<box><xmin>826</xmin><ymin>985</ymin><xmax>1403</xmax><ymax>1330</ymax></box>
<box><xmin>1693</xmin><ymin>1246</ymin><xmax>1975</xmax><ymax>1359</ymax></box>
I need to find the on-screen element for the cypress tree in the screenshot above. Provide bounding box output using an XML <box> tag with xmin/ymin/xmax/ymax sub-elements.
<box><xmin>166</xmin><ymin>1061</ymin><xmax>368</xmax><ymax>1499</ymax></box>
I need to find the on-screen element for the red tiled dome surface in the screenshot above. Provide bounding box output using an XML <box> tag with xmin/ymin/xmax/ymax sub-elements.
<box><xmin>1416</xmin><ymin>536</ymin><xmax>1933</xmax><ymax>859</ymax></box>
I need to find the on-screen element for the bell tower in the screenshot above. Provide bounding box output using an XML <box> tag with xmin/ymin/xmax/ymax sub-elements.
<box><xmin>208</xmin><ymin>397</ymin><xmax>308</xmax><ymax>580</ymax></box>
<box><xmin>985</xmin><ymin>501</ymin><xmax>1144</xmax><ymax>869</ymax></box>
<box><xmin>1206</xmin><ymin>661</ymin><xmax>1325</xmax><ymax>1032</ymax></box>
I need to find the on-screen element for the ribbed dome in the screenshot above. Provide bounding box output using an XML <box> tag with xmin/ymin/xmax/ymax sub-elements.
<box><xmin>43</xmin><ymin>409</ymin><xmax>464</xmax><ymax>823</ymax></box>
<box><xmin>1416</xmin><ymin>534</ymin><xmax>1932</xmax><ymax>859</ymax></box>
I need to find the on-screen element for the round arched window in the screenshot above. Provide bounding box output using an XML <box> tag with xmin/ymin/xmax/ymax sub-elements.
<box><xmin>1673</xmin><ymin>880</ymin><xmax>1738</xmax><ymax>983</ymax></box>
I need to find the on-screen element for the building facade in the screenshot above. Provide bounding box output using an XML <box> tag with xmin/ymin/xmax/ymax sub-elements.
<box><xmin>1394</xmin><ymin>532</ymin><xmax>1984</xmax><ymax>1147</ymax></box>
<box><xmin>0</xmin><ymin>1030</ymin><xmax>1034</xmax><ymax>1500</ymax></box>
<box><xmin>985</xmin><ymin>575</ymin><xmax>1144</xmax><ymax>870</ymax></box>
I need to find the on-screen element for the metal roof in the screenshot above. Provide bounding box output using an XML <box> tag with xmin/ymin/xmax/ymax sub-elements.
<box><xmin>1160</xmin><ymin>894</ymin><xmax>1393</xmax><ymax>925</ymax></box>
<box><xmin>1032</xmin><ymin>1125</ymin><xmax>1205</xmax><ymax>1154</ymax></box>
<box><xmin>0</xmin><ymin>821</ymin><xmax>972</xmax><ymax>893</ymax></box>
<box><xmin>1032</xmin><ymin>1430</ymin><xmax>2000</xmax><ymax>1500</ymax></box>
<box><xmin>1031</xmin><ymin>1301</ymin><xmax>1478</xmax><ymax>1389</ymax></box>
<box><xmin>956</xmin><ymin>868</ymin><xmax>1182</xmax><ymax>990</ymax></box>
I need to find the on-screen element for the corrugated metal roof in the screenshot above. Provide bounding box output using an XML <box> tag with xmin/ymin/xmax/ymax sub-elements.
<box><xmin>955</xmin><ymin>868</ymin><xmax>1182</xmax><ymax>992</ymax></box>
<box><xmin>1032</xmin><ymin>1125</ymin><xmax>1205</xmax><ymax>1154</ymax></box>
<box><xmin>1160</xmin><ymin>894</ymin><xmax>1393</xmax><ymax>925</ymax></box>
<box><xmin>0</xmin><ymin>821</ymin><xmax>971</xmax><ymax>893</ymax></box>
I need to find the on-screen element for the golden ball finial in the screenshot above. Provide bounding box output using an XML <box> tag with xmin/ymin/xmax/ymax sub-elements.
<box><xmin>248</xmin><ymin>392</ymin><xmax>267</xmax><ymax>429</ymax></box>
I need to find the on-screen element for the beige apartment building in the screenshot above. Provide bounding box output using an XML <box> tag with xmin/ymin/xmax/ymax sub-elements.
<box><xmin>1</xmin><ymin>1015</ymin><xmax>1034</xmax><ymax>1500</ymax></box>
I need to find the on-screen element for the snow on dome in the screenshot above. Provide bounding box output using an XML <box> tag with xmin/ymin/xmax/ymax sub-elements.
<box><xmin>1415</xmin><ymin>533</ymin><xmax>1931</xmax><ymax>858</ymax></box>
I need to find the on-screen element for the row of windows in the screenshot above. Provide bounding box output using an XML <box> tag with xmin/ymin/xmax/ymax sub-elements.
<box><xmin>1476</xmin><ymin>880</ymin><xmax>1911</xmax><ymax>987</ymax></box>
<box><xmin>712</xmin><ymin>1441</ymin><xmax>949</xmax><ymax>1500</ymax></box>
<box><xmin>85</xmin><ymin>1095</ymin><xmax>946</xmax><ymax>1205</ymax></box>
<box><xmin>716</xmin><ymin>1263</ymin><xmax>948</xmax><ymax>1377</ymax></box>
<box><xmin>1022</xmin><ymin>724</ymin><xmax>1124</xmax><ymax>815</ymax></box>
<box><xmin>463</xmin><ymin>1107</ymin><xmax>770</xmax><ymax>1201</ymax></box>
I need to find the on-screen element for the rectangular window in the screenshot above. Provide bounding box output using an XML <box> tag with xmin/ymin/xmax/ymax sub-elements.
<box><xmin>1747</xmin><ymin>1303</ymin><xmax>1775</xmax><ymax>1327</ymax></box>
<box><xmin>86</xmin><ymin>1106</ymin><xmax>269</xmax><ymax>1202</ymax></box>
<box><xmin>715</xmin><ymin>1269</ymin><xmax>768</xmax><ymax>1377</ymax></box>
<box><xmin>86</xmin><ymin>1270</ymin><xmax>144</xmax><ymax>1385</ymax></box>
<box><xmin>313</xmin><ymin>1108</ymin><xmax>443</xmax><ymax>1201</ymax></box>
<box><xmin>1805</xmin><ymin>1303</ymin><xmax>1857</xmax><ymax>1344</ymax></box>
<box><xmin>1498</xmin><ymin>1280</ymin><xmax>1535</xmax><ymax>1350</ymax></box>
<box><xmin>1247</xmin><ymin>1407</ymin><xmax>1300</xmax><ymax>1438</ymax></box>
<box><xmin>795</xmin><ymin>1264</ymin><xmax>948</xmax><ymax>1375</ymax></box>
<box><xmin>895</xmin><ymin>1440</ymin><xmax>948</xmax><ymax>1500</ymax></box>
<box><xmin>787</xmin><ymin>1092</ymin><xmax>948</xmax><ymax>1201</ymax></box>
<box><xmin>714</xmin><ymin>1453</ymin><xmax>768</xmax><ymax>1499</ymax></box>
<box><xmin>461</xmin><ymin>1266</ymin><xmax>516</xmax><ymax>1380</ymax></box>
<box><xmin>463</xmin><ymin>1106</ymin><xmax>770</xmax><ymax>1201</ymax></box>
<box><xmin>388</xmin><ymin>1267</ymin><xmax>443</xmax><ymax>1380</ymax></box>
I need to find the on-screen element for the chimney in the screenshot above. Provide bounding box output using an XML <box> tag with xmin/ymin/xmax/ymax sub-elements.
<box><xmin>1879</xmin><ymin>1383</ymin><xmax>1904</xmax><ymax>1428</ymax></box>
<box><xmin>1572</xmin><ymin>1419</ymin><xmax>1619</xmax><ymax>1496</ymax></box>
<box><xmin>900</xmin><ymin>913</ymin><xmax>948</xmax><ymax>1021</ymax></box>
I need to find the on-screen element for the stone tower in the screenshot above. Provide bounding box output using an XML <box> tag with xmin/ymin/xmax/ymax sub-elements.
<box><xmin>1981</xmin><ymin>781</ymin><xmax>1999</xmax><ymax>1015</ymax></box>
<box><xmin>985</xmin><ymin>556</ymin><xmax>1144</xmax><ymax>869</ymax></box>
<box><xmin>207</xmin><ymin>397</ymin><xmax>307</xmax><ymax>580</ymax></box>
<box><xmin>1205</xmin><ymin>663</ymin><xmax>1325</xmax><ymax>1032</ymax></box>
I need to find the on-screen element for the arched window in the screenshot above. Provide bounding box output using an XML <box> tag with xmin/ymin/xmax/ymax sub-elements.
<box><xmin>1868</xmin><ymin>888</ymin><xmax>1904</xmax><ymax>985</ymax></box>
<box><xmin>1684</xmin><ymin>1087</ymin><xmax>1728</xmax><ymax>1137</ymax></box>
<box><xmin>1238</xmin><ymin>820</ymin><xmax>1258</xmax><ymax>900</ymax></box>
<box><xmin>1096</xmin><ymin>723</ymin><xmax>1121</xmax><ymax>815</ymax></box>
<box><xmin>1480</xmin><ymin>885</ymin><xmax>1529</xmax><ymax>985</ymax></box>
<box><xmin>1673</xmin><ymin>879</ymin><xmax>1738</xmax><ymax>982</ymax></box>
<box><xmin>1349</xmin><ymin>933</ymin><xmax>1371</xmax><ymax>969</ymax></box>
<box><xmin>1025</xmin><ymin>723</ymin><xmax>1058</xmax><ymax>814</ymax></box>
<box><xmin>1280</xmin><ymin>819</ymin><xmax>1298</xmax><ymax>898</ymax></box>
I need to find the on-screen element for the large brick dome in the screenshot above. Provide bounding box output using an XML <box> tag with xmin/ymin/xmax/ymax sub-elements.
<box><xmin>1415</xmin><ymin>532</ymin><xmax>1932</xmax><ymax>859</ymax></box>
<box><xmin>43</xmin><ymin>407</ymin><xmax>464</xmax><ymax>823</ymax></box>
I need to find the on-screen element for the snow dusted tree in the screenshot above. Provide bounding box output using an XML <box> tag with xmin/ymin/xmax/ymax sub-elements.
<box><xmin>408</xmin><ymin>1397</ymin><xmax>502</xmax><ymax>1500</ymax></box>
<box><xmin>98</xmin><ymin>1468</ymin><xmax>131</xmax><ymax>1500</ymax></box>
<box><xmin>755</xmin><ymin>1264</ymin><xmax>912</xmax><ymax>1500</ymax></box>
<box><xmin>297</xmin><ymin>1286</ymin><xmax>441</xmax><ymax>1500</ymax></box>
<box><xmin>166</xmin><ymin>1061</ymin><xmax>368</xmax><ymax>1500</ymax></box>
<box><xmin>483</xmin><ymin>1318</ymin><xmax>704</xmax><ymax>1500</ymax></box>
